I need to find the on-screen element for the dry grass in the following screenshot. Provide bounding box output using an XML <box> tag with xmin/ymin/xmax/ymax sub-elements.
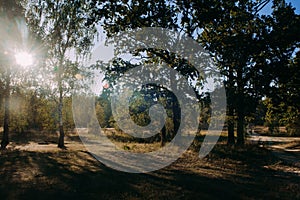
<box><xmin>254</xmin><ymin>126</ymin><xmax>290</xmax><ymax>136</ymax></box>
<box><xmin>0</xmin><ymin>131</ymin><xmax>300</xmax><ymax>199</ymax></box>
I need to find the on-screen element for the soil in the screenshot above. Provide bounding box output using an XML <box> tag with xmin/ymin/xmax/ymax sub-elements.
<box><xmin>0</xmin><ymin>131</ymin><xmax>300</xmax><ymax>199</ymax></box>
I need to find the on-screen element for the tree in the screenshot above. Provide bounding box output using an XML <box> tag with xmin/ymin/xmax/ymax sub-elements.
<box><xmin>264</xmin><ymin>50</ymin><xmax>300</xmax><ymax>135</ymax></box>
<box><xmin>258</xmin><ymin>1</ymin><xmax>300</xmax><ymax>135</ymax></box>
<box><xmin>0</xmin><ymin>0</ymin><xmax>31</xmax><ymax>149</ymax></box>
<box><xmin>88</xmin><ymin>0</ymin><xmax>300</xmax><ymax>145</ymax></box>
<box><xmin>95</xmin><ymin>93</ymin><xmax>112</xmax><ymax>128</ymax></box>
<box><xmin>98</xmin><ymin>59</ymin><xmax>181</xmax><ymax>146</ymax></box>
<box><xmin>25</xmin><ymin>0</ymin><xmax>96</xmax><ymax>148</ymax></box>
<box><xmin>197</xmin><ymin>1</ymin><xmax>276</xmax><ymax>145</ymax></box>
<box><xmin>85</xmin><ymin>0</ymin><xmax>254</xmax><ymax>145</ymax></box>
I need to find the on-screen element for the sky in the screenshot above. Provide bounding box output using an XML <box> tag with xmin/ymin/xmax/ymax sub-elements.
<box><xmin>84</xmin><ymin>0</ymin><xmax>300</xmax><ymax>94</ymax></box>
<box><xmin>260</xmin><ymin>0</ymin><xmax>300</xmax><ymax>14</ymax></box>
<box><xmin>90</xmin><ymin>0</ymin><xmax>300</xmax><ymax>60</ymax></box>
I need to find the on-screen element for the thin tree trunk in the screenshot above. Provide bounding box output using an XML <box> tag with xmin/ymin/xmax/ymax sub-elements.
<box><xmin>161</xmin><ymin>125</ymin><xmax>166</xmax><ymax>147</ymax></box>
<box><xmin>227</xmin><ymin>104</ymin><xmax>235</xmax><ymax>145</ymax></box>
<box><xmin>170</xmin><ymin>69</ymin><xmax>179</xmax><ymax>138</ymax></box>
<box><xmin>57</xmin><ymin>62</ymin><xmax>65</xmax><ymax>149</ymax></box>
<box><xmin>236</xmin><ymin>109</ymin><xmax>245</xmax><ymax>145</ymax></box>
<box><xmin>57</xmin><ymin>88</ymin><xmax>65</xmax><ymax>148</ymax></box>
<box><xmin>172</xmin><ymin>100</ymin><xmax>180</xmax><ymax>138</ymax></box>
<box><xmin>236</xmin><ymin>70</ymin><xmax>245</xmax><ymax>146</ymax></box>
<box><xmin>1</xmin><ymin>97</ymin><xmax>10</xmax><ymax>149</ymax></box>
<box><xmin>1</xmin><ymin>74</ymin><xmax>10</xmax><ymax>150</ymax></box>
<box><xmin>227</xmin><ymin>67</ymin><xmax>235</xmax><ymax>145</ymax></box>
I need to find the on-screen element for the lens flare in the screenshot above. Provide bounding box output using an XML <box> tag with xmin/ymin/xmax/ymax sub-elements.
<box><xmin>15</xmin><ymin>51</ymin><xmax>33</xmax><ymax>67</ymax></box>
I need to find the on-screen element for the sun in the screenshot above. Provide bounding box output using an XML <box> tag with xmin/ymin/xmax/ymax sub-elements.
<box><xmin>15</xmin><ymin>51</ymin><xmax>33</xmax><ymax>67</ymax></box>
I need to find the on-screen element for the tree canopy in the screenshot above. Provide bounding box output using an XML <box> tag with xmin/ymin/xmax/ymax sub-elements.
<box><xmin>85</xmin><ymin>0</ymin><xmax>300</xmax><ymax>144</ymax></box>
<box><xmin>0</xmin><ymin>0</ymin><xmax>299</xmax><ymax>149</ymax></box>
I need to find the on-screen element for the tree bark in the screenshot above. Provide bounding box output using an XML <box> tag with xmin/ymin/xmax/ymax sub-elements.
<box><xmin>57</xmin><ymin>89</ymin><xmax>65</xmax><ymax>148</ymax></box>
<box><xmin>236</xmin><ymin>109</ymin><xmax>245</xmax><ymax>145</ymax></box>
<box><xmin>172</xmin><ymin>100</ymin><xmax>180</xmax><ymax>138</ymax></box>
<box><xmin>57</xmin><ymin>63</ymin><xmax>65</xmax><ymax>149</ymax></box>
<box><xmin>1</xmin><ymin>73</ymin><xmax>10</xmax><ymax>150</ymax></box>
<box><xmin>161</xmin><ymin>125</ymin><xmax>166</xmax><ymax>147</ymax></box>
<box><xmin>236</xmin><ymin>70</ymin><xmax>245</xmax><ymax>146</ymax></box>
<box><xmin>227</xmin><ymin>68</ymin><xmax>235</xmax><ymax>145</ymax></box>
<box><xmin>170</xmin><ymin>69</ymin><xmax>180</xmax><ymax>139</ymax></box>
<box><xmin>227</xmin><ymin>104</ymin><xmax>235</xmax><ymax>145</ymax></box>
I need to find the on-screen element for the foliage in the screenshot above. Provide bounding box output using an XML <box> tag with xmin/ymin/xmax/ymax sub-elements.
<box><xmin>25</xmin><ymin>0</ymin><xmax>97</xmax><ymax>147</ymax></box>
<box><xmin>0</xmin><ymin>0</ymin><xmax>299</xmax><ymax>149</ymax></box>
<box><xmin>86</xmin><ymin>0</ymin><xmax>300</xmax><ymax>145</ymax></box>
<box><xmin>0</xmin><ymin>0</ymin><xmax>40</xmax><ymax>149</ymax></box>
<box><xmin>95</xmin><ymin>93</ymin><xmax>112</xmax><ymax>128</ymax></box>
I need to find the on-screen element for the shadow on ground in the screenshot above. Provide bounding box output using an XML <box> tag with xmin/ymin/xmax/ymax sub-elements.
<box><xmin>0</xmin><ymin>132</ymin><xmax>300</xmax><ymax>199</ymax></box>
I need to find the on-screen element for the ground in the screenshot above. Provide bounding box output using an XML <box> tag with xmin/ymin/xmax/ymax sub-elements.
<box><xmin>0</xmin><ymin>131</ymin><xmax>300</xmax><ymax>199</ymax></box>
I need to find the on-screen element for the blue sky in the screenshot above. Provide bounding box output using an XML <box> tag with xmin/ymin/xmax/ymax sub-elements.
<box><xmin>260</xmin><ymin>0</ymin><xmax>300</xmax><ymax>14</ymax></box>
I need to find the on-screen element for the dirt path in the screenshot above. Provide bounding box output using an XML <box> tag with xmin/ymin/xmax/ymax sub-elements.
<box><xmin>1</xmin><ymin>133</ymin><xmax>300</xmax><ymax>199</ymax></box>
<box><xmin>247</xmin><ymin>134</ymin><xmax>300</xmax><ymax>168</ymax></box>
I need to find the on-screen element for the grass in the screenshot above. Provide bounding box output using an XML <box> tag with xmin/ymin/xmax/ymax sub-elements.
<box><xmin>253</xmin><ymin>126</ymin><xmax>300</xmax><ymax>137</ymax></box>
<box><xmin>0</xmin><ymin>130</ymin><xmax>300</xmax><ymax>199</ymax></box>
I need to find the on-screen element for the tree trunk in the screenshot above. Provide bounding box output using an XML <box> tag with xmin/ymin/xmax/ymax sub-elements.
<box><xmin>236</xmin><ymin>109</ymin><xmax>245</xmax><ymax>145</ymax></box>
<box><xmin>57</xmin><ymin>86</ymin><xmax>65</xmax><ymax>148</ymax></box>
<box><xmin>161</xmin><ymin>125</ymin><xmax>166</xmax><ymax>147</ymax></box>
<box><xmin>172</xmin><ymin>100</ymin><xmax>180</xmax><ymax>138</ymax></box>
<box><xmin>227</xmin><ymin>67</ymin><xmax>235</xmax><ymax>145</ymax></box>
<box><xmin>57</xmin><ymin>62</ymin><xmax>65</xmax><ymax>149</ymax></box>
<box><xmin>170</xmin><ymin>69</ymin><xmax>179</xmax><ymax>139</ymax></box>
<box><xmin>1</xmin><ymin>95</ymin><xmax>10</xmax><ymax>149</ymax></box>
<box><xmin>1</xmin><ymin>74</ymin><xmax>10</xmax><ymax>150</ymax></box>
<box><xmin>58</xmin><ymin>124</ymin><xmax>65</xmax><ymax>148</ymax></box>
<box><xmin>227</xmin><ymin>104</ymin><xmax>235</xmax><ymax>145</ymax></box>
<box><xmin>236</xmin><ymin>70</ymin><xmax>245</xmax><ymax>146</ymax></box>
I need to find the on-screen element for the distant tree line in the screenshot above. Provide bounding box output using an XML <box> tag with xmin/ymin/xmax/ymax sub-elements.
<box><xmin>0</xmin><ymin>0</ymin><xmax>299</xmax><ymax>149</ymax></box>
<box><xmin>86</xmin><ymin>0</ymin><xmax>300</xmax><ymax>145</ymax></box>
